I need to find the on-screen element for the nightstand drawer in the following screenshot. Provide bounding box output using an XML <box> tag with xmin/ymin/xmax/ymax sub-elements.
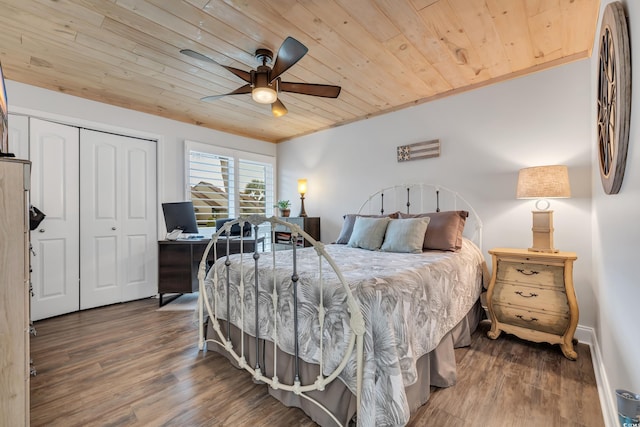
<box><xmin>496</xmin><ymin>260</ymin><xmax>564</xmax><ymax>289</ymax></box>
<box><xmin>492</xmin><ymin>303</ymin><xmax>570</xmax><ymax>335</ymax></box>
<box><xmin>491</xmin><ymin>281</ymin><xmax>569</xmax><ymax>314</ymax></box>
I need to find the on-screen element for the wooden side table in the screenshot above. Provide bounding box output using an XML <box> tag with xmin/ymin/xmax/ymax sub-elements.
<box><xmin>486</xmin><ymin>248</ymin><xmax>579</xmax><ymax>360</ymax></box>
<box><xmin>274</xmin><ymin>217</ymin><xmax>320</xmax><ymax>250</ymax></box>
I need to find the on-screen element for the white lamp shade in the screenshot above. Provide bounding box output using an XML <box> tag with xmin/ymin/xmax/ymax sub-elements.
<box><xmin>516</xmin><ymin>165</ymin><xmax>571</xmax><ymax>199</ymax></box>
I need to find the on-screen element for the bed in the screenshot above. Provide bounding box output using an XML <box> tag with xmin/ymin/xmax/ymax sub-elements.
<box><xmin>197</xmin><ymin>184</ymin><xmax>486</xmax><ymax>426</ymax></box>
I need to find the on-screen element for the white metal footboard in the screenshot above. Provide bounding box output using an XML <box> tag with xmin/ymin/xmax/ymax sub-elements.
<box><xmin>197</xmin><ymin>215</ymin><xmax>365</xmax><ymax>426</ymax></box>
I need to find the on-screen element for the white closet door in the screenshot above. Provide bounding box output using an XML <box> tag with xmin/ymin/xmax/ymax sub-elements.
<box><xmin>30</xmin><ymin>118</ymin><xmax>80</xmax><ymax>321</ymax></box>
<box><xmin>8</xmin><ymin>114</ymin><xmax>29</xmax><ymax>160</ymax></box>
<box><xmin>80</xmin><ymin>129</ymin><xmax>157</xmax><ymax>309</ymax></box>
<box><xmin>119</xmin><ymin>136</ymin><xmax>157</xmax><ymax>302</ymax></box>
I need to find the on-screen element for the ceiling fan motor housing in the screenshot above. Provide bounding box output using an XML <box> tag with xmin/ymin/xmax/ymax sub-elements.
<box><xmin>252</xmin><ymin>49</ymin><xmax>276</xmax><ymax>98</ymax></box>
<box><xmin>252</xmin><ymin>66</ymin><xmax>275</xmax><ymax>86</ymax></box>
<box><xmin>255</xmin><ymin>48</ymin><xmax>273</xmax><ymax>65</ymax></box>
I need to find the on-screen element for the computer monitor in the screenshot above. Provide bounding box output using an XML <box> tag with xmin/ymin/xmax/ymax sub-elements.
<box><xmin>162</xmin><ymin>201</ymin><xmax>199</xmax><ymax>235</ymax></box>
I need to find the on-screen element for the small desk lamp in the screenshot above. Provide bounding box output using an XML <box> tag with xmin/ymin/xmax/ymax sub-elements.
<box><xmin>298</xmin><ymin>179</ymin><xmax>308</xmax><ymax>217</ymax></box>
<box><xmin>516</xmin><ymin>165</ymin><xmax>571</xmax><ymax>253</ymax></box>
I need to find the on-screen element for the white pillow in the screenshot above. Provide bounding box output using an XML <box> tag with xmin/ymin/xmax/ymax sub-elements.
<box><xmin>380</xmin><ymin>217</ymin><xmax>431</xmax><ymax>254</ymax></box>
<box><xmin>347</xmin><ymin>217</ymin><xmax>391</xmax><ymax>250</ymax></box>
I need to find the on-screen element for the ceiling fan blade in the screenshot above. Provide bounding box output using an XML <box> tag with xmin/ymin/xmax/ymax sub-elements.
<box><xmin>200</xmin><ymin>84</ymin><xmax>252</xmax><ymax>102</ymax></box>
<box><xmin>180</xmin><ymin>48</ymin><xmax>217</xmax><ymax>63</ymax></box>
<box><xmin>271</xmin><ymin>99</ymin><xmax>288</xmax><ymax>117</ymax></box>
<box><xmin>279</xmin><ymin>81</ymin><xmax>341</xmax><ymax>98</ymax></box>
<box><xmin>270</xmin><ymin>37</ymin><xmax>308</xmax><ymax>82</ymax></box>
<box><xmin>180</xmin><ymin>49</ymin><xmax>251</xmax><ymax>83</ymax></box>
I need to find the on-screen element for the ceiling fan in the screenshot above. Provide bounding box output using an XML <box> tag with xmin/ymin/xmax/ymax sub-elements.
<box><xmin>181</xmin><ymin>37</ymin><xmax>341</xmax><ymax>117</ymax></box>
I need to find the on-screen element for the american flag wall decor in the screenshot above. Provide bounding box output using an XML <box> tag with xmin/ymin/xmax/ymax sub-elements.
<box><xmin>397</xmin><ymin>139</ymin><xmax>440</xmax><ymax>162</ymax></box>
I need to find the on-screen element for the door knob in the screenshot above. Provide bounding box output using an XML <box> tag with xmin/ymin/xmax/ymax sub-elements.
<box><xmin>111</xmin><ymin>227</ymin><xmax>117</xmax><ymax>230</ymax></box>
<box><xmin>39</xmin><ymin>229</ymin><xmax>45</xmax><ymax>233</ymax></box>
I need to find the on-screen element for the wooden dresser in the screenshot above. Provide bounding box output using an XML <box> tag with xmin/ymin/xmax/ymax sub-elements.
<box><xmin>0</xmin><ymin>158</ymin><xmax>31</xmax><ymax>425</ymax></box>
<box><xmin>486</xmin><ymin>248</ymin><xmax>579</xmax><ymax>360</ymax></box>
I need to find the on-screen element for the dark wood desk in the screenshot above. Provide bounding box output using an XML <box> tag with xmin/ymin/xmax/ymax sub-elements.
<box><xmin>157</xmin><ymin>237</ymin><xmax>263</xmax><ymax>306</ymax></box>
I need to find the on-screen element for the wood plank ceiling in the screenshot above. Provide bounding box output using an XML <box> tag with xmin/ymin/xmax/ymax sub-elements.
<box><xmin>0</xmin><ymin>0</ymin><xmax>600</xmax><ymax>143</ymax></box>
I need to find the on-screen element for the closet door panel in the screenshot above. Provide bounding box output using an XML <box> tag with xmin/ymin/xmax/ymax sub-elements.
<box><xmin>120</xmin><ymin>139</ymin><xmax>157</xmax><ymax>301</ymax></box>
<box><xmin>125</xmin><ymin>234</ymin><xmax>147</xmax><ymax>284</ymax></box>
<box><xmin>126</xmin><ymin>148</ymin><xmax>148</xmax><ymax>218</ymax></box>
<box><xmin>94</xmin><ymin>143</ymin><xmax>118</xmax><ymax>219</ymax></box>
<box><xmin>94</xmin><ymin>236</ymin><xmax>118</xmax><ymax>289</ymax></box>
<box><xmin>80</xmin><ymin>131</ymin><xmax>121</xmax><ymax>309</ymax></box>
<box><xmin>80</xmin><ymin>129</ymin><xmax>157</xmax><ymax>307</ymax></box>
<box><xmin>29</xmin><ymin>118</ymin><xmax>80</xmax><ymax>321</ymax></box>
<box><xmin>35</xmin><ymin>240</ymin><xmax>66</xmax><ymax>296</ymax></box>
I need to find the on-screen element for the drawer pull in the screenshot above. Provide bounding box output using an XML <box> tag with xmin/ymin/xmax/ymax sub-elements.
<box><xmin>516</xmin><ymin>268</ymin><xmax>539</xmax><ymax>276</ymax></box>
<box><xmin>514</xmin><ymin>291</ymin><xmax>538</xmax><ymax>298</ymax></box>
<box><xmin>515</xmin><ymin>314</ymin><xmax>538</xmax><ymax>322</ymax></box>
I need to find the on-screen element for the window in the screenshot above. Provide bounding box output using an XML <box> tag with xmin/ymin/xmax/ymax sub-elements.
<box><xmin>185</xmin><ymin>141</ymin><xmax>275</xmax><ymax>234</ymax></box>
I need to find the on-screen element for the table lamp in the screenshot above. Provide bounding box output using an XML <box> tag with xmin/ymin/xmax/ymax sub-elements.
<box><xmin>298</xmin><ymin>179</ymin><xmax>308</xmax><ymax>217</ymax></box>
<box><xmin>516</xmin><ymin>165</ymin><xmax>571</xmax><ymax>253</ymax></box>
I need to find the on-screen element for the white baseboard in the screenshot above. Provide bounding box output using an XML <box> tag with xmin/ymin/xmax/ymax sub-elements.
<box><xmin>576</xmin><ymin>325</ymin><xmax>618</xmax><ymax>427</ymax></box>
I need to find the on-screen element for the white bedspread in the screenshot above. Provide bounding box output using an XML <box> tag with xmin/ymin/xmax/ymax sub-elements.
<box><xmin>204</xmin><ymin>238</ymin><xmax>484</xmax><ymax>426</ymax></box>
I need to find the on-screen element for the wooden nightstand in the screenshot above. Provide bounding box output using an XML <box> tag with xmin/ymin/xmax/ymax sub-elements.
<box><xmin>274</xmin><ymin>217</ymin><xmax>320</xmax><ymax>250</ymax></box>
<box><xmin>486</xmin><ymin>248</ymin><xmax>579</xmax><ymax>360</ymax></box>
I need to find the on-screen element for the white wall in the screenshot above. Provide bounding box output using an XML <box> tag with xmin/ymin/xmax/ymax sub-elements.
<box><xmin>591</xmin><ymin>0</ymin><xmax>640</xmax><ymax>409</ymax></box>
<box><xmin>278</xmin><ymin>61</ymin><xmax>595</xmax><ymax>327</ymax></box>
<box><xmin>5</xmin><ymin>80</ymin><xmax>276</xmax><ymax>237</ymax></box>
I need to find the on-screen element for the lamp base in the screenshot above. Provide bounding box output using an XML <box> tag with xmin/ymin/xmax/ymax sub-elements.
<box><xmin>528</xmin><ymin>210</ymin><xmax>559</xmax><ymax>253</ymax></box>
<box><xmin>299</xmin><ymin>195</ymin><xmax>307</xmax><ymax>217</ymax></box>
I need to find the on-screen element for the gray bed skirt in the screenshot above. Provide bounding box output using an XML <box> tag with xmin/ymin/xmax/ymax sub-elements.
<box><xmin>205</xmin><ymin>300</ymin><xmax>482</xmax><ymax>426</ymax></box>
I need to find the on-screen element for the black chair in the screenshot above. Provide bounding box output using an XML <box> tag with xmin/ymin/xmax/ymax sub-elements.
<box><xmin>215</xmin><ymin>218</ymin><xmax>252</xmax><ymax>237</ymax></box>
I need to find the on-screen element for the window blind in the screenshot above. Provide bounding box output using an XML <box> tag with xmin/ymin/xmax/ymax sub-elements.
<box><xmin>185</xmin><ymin>141</ymin><xmax>275</xmax><ymax>236</ymax></box>
<box><xmin>189</xmin><ymin>150</ymin><xmax>233</xmax><ymax>227</ymax></box>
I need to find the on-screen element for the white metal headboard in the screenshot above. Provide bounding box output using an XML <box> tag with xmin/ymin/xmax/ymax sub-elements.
<box><xmin>357</xmin><ymin>183</ymin><xmax>483</xmax><ymax>250</ymax></box>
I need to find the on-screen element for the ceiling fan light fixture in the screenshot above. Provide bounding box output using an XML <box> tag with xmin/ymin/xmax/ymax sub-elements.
<box><xmin>252</xmin><ymin>86</ymin><xmax>277</xmax><ymax>104</ymax></box>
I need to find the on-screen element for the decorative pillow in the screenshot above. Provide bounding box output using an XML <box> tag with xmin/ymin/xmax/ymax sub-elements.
<box><xmin>335</xmin><ymin>211</ymin><xmax>399</xmax><ymax>244</ymax></box>
<box><xmin>398</xmin><ymin>210</ymin><xmax>468</xmax><ymax>251</ymax></box>
<box><xmin>380</xmin><ymin>217</ymin><xmax>431</xmax><ymax>253</ymax></box>
<box><xmin>347</xmin><ymin>217</ymin><xmax>391</xmax><ymax>250</ymax></box>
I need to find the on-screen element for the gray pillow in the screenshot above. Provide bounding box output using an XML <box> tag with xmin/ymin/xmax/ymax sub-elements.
<box><xmin>380</xmin><ymin>217</ymin><xmax>431</xmax><ymax>253</ymax></box>
<box><xmin>347</xmin><ymin>217</ymin><xmax>391</xmax><ymax>250</ymax></box>
<box><xmin>335</xmin><ymin>212</ymin><xmax>399</xmax><ymax>244</ymax></box>
<box><xmin>335</xmin><ymin>214</ymin><xmax>360</xmax><ymax>244</ymax></box>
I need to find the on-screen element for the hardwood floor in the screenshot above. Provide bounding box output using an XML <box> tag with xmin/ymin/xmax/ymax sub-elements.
<box><xmin>30</xmin><ymin>298</ymin><xmax>604</xmax><ymax>427</ymax></box>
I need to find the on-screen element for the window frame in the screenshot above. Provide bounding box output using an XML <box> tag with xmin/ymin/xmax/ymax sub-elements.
<box><xmin>184</xmin><ymin>140</ymin><xmax>276</xmax><ymax>235</ymax></box>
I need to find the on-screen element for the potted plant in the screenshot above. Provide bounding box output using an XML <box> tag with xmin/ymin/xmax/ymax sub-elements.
<box><xmin>276</xmin><ymin>200</ymin><xmax>291</xmax><ymax>217</ymax></box>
